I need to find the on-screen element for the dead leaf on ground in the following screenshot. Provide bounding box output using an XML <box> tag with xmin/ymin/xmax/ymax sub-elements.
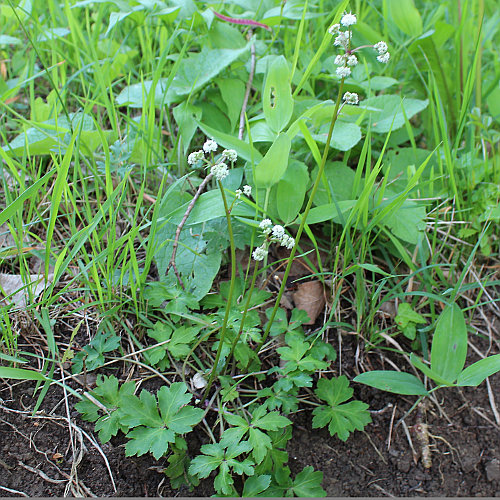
<box><xmin>0</xmin><ymin>272</ymin><xmax>54</xmax><ymax>308</ymax></box>
<box><xmin>292</xmin><ymin>280</ymin><xmax>326</xmax><ymax>325</ymax></box>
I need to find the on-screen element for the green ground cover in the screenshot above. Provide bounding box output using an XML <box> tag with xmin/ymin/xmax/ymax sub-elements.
<box><xmin>0</xmin><ymin>0</ymin><xmax>499</xmax><ymax>496</ymax></box>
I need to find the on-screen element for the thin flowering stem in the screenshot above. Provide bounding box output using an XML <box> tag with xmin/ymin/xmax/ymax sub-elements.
<box><xmin>201</xmin><ymin>180</ymin><xmax>237</xmax><ymax>403</ymax></box>
<box><xmin>256</xmin><ymin>78</ymin><xmax>345</xmax><ymax>353</ymax></box>
<box><xmin>222</xmin><ymin>259</ymin><xmax>261</xmax><ymax>375</ymax></box>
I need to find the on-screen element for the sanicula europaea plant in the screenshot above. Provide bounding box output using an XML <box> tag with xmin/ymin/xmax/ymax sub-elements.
<box><xmin>2</xmin><ymin>0</ymin><xmax>500</xmax><ymax>496</ymax></box>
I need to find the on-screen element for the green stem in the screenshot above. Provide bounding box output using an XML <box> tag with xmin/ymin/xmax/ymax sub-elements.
<box><xmin>201</xmin><ymin>181</ymin><xmax>237</xmax><ymax>403</ymax></box>
<box><xmin>256</xmin><ymin>79</ymin><xmax>345</xmax><ymax>353</ymax></box>
<box><xmin>222</xmin><ymin>259</ymin><xmax>261</xmax><ymax>374</ymax></box>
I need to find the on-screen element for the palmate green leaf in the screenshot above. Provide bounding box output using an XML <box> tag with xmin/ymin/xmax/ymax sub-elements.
<box><xmin>125</xmin><ymin>426</ymin><xmax>176</xmax><ymax>460</ymax></box>
<box><xmin>289</xmin><ymin>466</ymin><xmax>326</xmax><ymax>497</ymax></box>
<box><xmin>312</xmin><ymin>401</ymin><xmax>371</xmax><ymax>442</ymax></box>
<box><xmin>314</xmin><ymin>376</ymin><xmax>352</xmax><ymax>407</ymax></box>
<box><xmin>313</xmin><ymin>377</ymin><xmax>371</xmax><ymax>441</ymax></box>
<box><xmin>242</xmin><ymin>474</ymin><xmax>271</xmax><ymax>497</ymax></box>
<box><xmin>253</xmin><ymin>410</ymin><xmax>292</xmax><ymax>431</ymax></box>
<box><xmin>214</xmin><ymin>461</ymin><xmax>234</xmax><ymax>495</ymax></box>
<box><xmin>249</xmin><ymin>428</ymin><xmax>272</xmax><ymax>464</ymax></box>
<box><xmin>189</xmin><ymin>452</ymin><xmax>222</xmax><ymax>479</ymax></box>
<box><xmin>431</xmin><ymin>303</ymin><xmax>468</xmax><ymax>383</ymax></box>
<box><xmin>120</xmin><ymin>390</ymin><xmax>162</xmax><ymax>428</ymax></box>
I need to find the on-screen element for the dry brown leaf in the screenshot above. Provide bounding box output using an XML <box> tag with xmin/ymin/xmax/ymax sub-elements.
<box><xmin>292</xmin><ymin>280</ymin><xmax>326</xmax><ymax>325</ymax></box>
<box><xmin>0</xmin><ymin>272</ymin><xmax>54</xmax><ymax>308</ymax></box>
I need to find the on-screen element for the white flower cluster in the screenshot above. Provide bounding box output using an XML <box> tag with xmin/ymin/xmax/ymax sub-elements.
<box><xmin>187</xmin><ymin>150</ymin><xmax>204</xmax><ymax>165</ymax></box>
<box><xmin>222</xmin><ymin>149</ymin><xmax>237</xmax><ymax>162</ymax></box>
<box><xmin>373</xmin><ymin>40</ymin><xmax>390</xmax><ymax>63</ymax></box>
<box><xmin>235</xmin><ymin>185</ymin><xmax>252</xmax><ymax>199</ymax></box>
<box><xmin>211</xmin><ymin>162</ymin><xmax>229</xmax><ymax>181</ymax></box>
<box><xmin>343</xmin><ymin>92</ymin><xmax>359</xmax><ymax>105</ymax></box>
<box><xmin>203</xmin><ymin>139</ymin><xmax>218</xmax><ymax>153</ymax></box>
<box><xmin>252</xmin><ymin>220</ymin><xmax>295</xmax><ymax>261</ymax></box>
<box><xmin>329</xmin><ymin>12</ymin><xmax>358</xmax><ymax>79</ymax></box>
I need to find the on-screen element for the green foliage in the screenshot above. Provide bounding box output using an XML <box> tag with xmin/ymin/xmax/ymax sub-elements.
<box><xmin>72</xmin><ymin>332</ymin><xmax>121</xmax><ymax>373</ymax></box>
<box><xmin>395</xmin><ymin>302</ymin><xmax>426</xmax><ymax>340</ymax></box>
<box><xmin>312</xmin><ymin>376</ymin><xmax>372</xmax><ymax>441</ymax></box>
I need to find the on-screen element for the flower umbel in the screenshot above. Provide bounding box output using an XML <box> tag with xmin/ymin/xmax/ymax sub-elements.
<box><xmin>222</xmin><ymin>149</ymin><xmax>237</xmax><ymax>162</ymax></box>
<box><xmin>187</xmin><ymin>150</ymin><xmax>204</xmax><ymax>165</ymax></box>
<box><xmin>211</xmin><ymin>162</ymin><xmax>229</xmax><ymax>181</ymax></box>
<box><xmin>340</xmin><ymin>12</ymin><xmax>357</xmax><ymax>27</ymax></box>
<box><xmin>343</xmin><ymin>92</ymin><xmax>359</xmax><ymax>105</ymax></box>
<box><xmin>243</xmin><ymin>185</ymin><xmax>252</xmax><ymax>197</ymax></box>
<box><xmin>203</xmin><ymin>139</ymin><xmax>218</xmax><ymax>153</ymax></box>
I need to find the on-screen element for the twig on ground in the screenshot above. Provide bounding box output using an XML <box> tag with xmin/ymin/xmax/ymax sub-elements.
<box><xmin>0</xmin><ymin>485</ymin><xmax>29</xmax><ymax>497</ymax></box>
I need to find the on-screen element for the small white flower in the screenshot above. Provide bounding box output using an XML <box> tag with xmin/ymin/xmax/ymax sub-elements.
<box><xmin>334</xmin><ymin>54</ymin><xmax>346</xmax><ymax>66</ymax></box>
<box><xmin>377</xmin><ymin>52</ymin><xmax>390</xmax><ymax>64</ymax></box>
<box><xmin>374</xmin><ymin>41</ymin><xmax>388</xmax><ymax>54</ymax></box>
<box><xmin>252</xmin><ymin>245</ymin><xmax>268</xmax><ymax>261</ymax></box>
<box><xmin>343</xmin><ymin>92</ymin><xmax>359</xmax><ymax>105</ymax></box>
<box><xmin>284</xmin><ymin>236</ymin><xmax>295</xmax><ymax>250</ymax></box>
<box><xmin>328</xmin><ymin>24</ymin><xmax>340</xmax><ymax>35</ymax></box>
<box><xmin>211</xmin><ymin>162</ymin><xmax>229</xmax><ymax>181</ymax></box>
<box><xmin>235</xmin><ymin>189</ymin><xmax>242</xmax><ymax>199</ymax></box>
<box><xmin>259</xmin><ymin>219</ymin><xmax>272</xmax><ymax>230</ymax></box>
<box><xmin>336</xmin><ymin>66</ymin><xmax>351</xmax><ymax>78</ymax></box>
<box><xmin>243</xmin><ymin>185</ymin><xmax>252</xmax><ymax>196</ymax></box>
<box><xmin>203</xmin><ymin>139</ymin><xmax>218</xmax><ymax>153</ymax></box>
<box><xmin>222</xmin><ymin>149</ymin><xmax>237</xmax><ymax>162</ymax></box>
<box><xmin>333</xmin><ymin>31</ymin><xmax>350</xmax><ymax>49</ymax></box>
<box><xmin>272</xmin><ymin>225</ymin><xmax>285</xmax><ymax>239</ymax></box>
<box><xmin>347</xmin><ymin>54</ymin><xmax>358</xmax><ymax>66</ymax></box>
<box><xmin>187</xmin><ymin>150</ymin><xmax>204</xmax><ymax>165</ymax></box>
<box><xmin>340</xmin><ymin>12</ymin><xmax>357</xmax><ymax>27</ymax></box>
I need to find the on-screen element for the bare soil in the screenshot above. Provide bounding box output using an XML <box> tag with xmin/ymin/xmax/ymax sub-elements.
<box><xmin>1</xmin><ymin>332</ymin><xmax>499</xmax><ymax>498</ymax></box>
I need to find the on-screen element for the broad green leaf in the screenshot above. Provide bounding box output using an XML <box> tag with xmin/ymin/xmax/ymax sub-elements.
<box><xmin>254</xmin><ymin>133</ymin><xmax>291</xmax><ymax>188</ymax></box>
<box><xmin>409</xmin><ymin>353</ymin><xmax>454</xmax><ymax>386</ymax></box>
<box><xmin>384</xmin><ymin>202</ymin><xmax>427</xmax><ymax>244</ymax></box>
<box><xmin>216</xmin><ymin>78</ymin><xmax>245</xmax><ymax>131</ymax></box>
<box><xmin>312</xmin><ymin>120</ymin><xmax>362</xmax><ymax>151</ymax></box>
<box><xmin>306</xmin><ymin>200</ymin><xmax>356</xmax><ymax>224</ymax></box>
<box><xmin>354</xmin><ymin>370</ymin><xmax>429</xmax><ymax>395</ymax></box>
<box><xmin>158</xmin><ymin>383</ymin><xmax>192</xmax><ymax>422</ymax></box>
<box><xmin>116</xmin><ymin>44</ymin><xmax>250</xmax><ymax>107</ymax></box>
<box><xmin>360</xmin><ymin>96</ymin><xmax>428</xmax><ymax>133</ymax></box>
<box><xmin>430</xmin><ymin>304</ymin><xmax>468</xmax><ymax>383</ymax></box>
<box><xmin>263</xmin><ymin>56</ymin><xmax>294</xmax><ymax>133</ymax></box>
<box><xmin>276</xmin><ymin>160</ymin><xmax>309</xmax><ymax>223</ymax></box>
<box><xmin>214</xmin><ymin>461</ymin><xmax>234</xmax><ymax>495</ymax></box>
<box><xmin>388</xmin><ymin>0</ymin><xmax>423</xmax><ymax>37</ymax></box>
<box><xmin>456</xmin><ymin>354</ymin><xmax>500</xmax><ymax>387</ymax></box>
<box><xmin>5</xmin><ymin>113</ymin><xmax>94</xmax><ymax>155</ymax></box>
<box><xmin>242</xmin><ymin>474</ymin><xmax>271</xmax><ymax>497</ymax></box>
<box><xmin>290</xmin><ymin>466</ymin><xmax>326</xmax><ymax>497</ymax></box>
<box><xmin>121</xmin><ymin>390</ymin><xmax>162</xmax><ymax>428</ymax></box>
<box><xmin>197</xmin><ymin>122</ymin><xmax>262</xmax><ymax>163</ymax></box>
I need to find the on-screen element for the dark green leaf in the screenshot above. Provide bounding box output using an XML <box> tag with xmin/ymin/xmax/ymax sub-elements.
<box><xmin>354</xmin><ymin>370</ymin><xmax>429</xmax><ymax>395</ymax></box>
